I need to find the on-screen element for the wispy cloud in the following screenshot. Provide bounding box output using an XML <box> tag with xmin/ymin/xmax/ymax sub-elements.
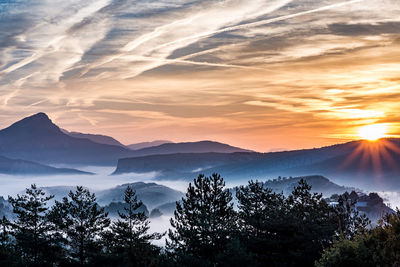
<box><xmin>0</xmin><ymin>0</ymin><xmax>399</xmax><ymax>150</ymax></box>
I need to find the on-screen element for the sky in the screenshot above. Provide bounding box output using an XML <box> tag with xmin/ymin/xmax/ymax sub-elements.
<box><xmin>0</xmin><ymin>0</ymin><xmax>400</xmax><ymax>151</ymax></box>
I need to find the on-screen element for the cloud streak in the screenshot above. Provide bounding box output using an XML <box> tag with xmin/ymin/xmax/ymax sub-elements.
<box><xmin>0</xmin><ymin>0</ymin><xmax>399</xmax><ymax>151</ymax></box>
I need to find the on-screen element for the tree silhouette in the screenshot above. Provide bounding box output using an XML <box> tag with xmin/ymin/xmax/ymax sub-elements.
<box><xmin>0</xmin><ymin>216</ymin><xmax>15</xmax><ymax>265</ymax></box>
<box><xmin>8</xmin><ymin>184</ymin><xmax>54</xmax><ymax>266</ymax></box>
<box><xmin>104</xmin><ymin>186</ymin><xmax>163</xmax><ymax>266</ymax></box>
<box><xmin>167</xmin><ymin>173</ymin><xmax>237</xmax><ymax>266</ymax></box>
<box><xmin>57</xmin><ymin>186</ymin><xmax>110</xmax><ymax>265</ymax></box>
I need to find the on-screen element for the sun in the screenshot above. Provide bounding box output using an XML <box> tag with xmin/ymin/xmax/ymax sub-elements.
<box><xmin>358</xmin><ymin>124</ymin><xmax>388</xmax><ymax>141</ymax></box>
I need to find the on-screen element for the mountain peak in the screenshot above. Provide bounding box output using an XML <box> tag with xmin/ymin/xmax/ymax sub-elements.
<box><xmin>25</xmin><ymin>112</ymin><xmax>52</xmax><ymax>122</ymax></box>
<box><xmin>1</xmin><ymin>112</ymin><xmax>60</xmax><ymax>135</ymax></box>
<box><xmin>31</xmin><ymin>112</ymin><xmax>50</xmax><ymax>119</ymax></box>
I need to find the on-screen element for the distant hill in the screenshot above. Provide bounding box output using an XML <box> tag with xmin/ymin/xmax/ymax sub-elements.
<box><xmin>128</xmin><ymin>140</ymin><xmax>172</xmax><ymax>150</ymax></box>
<box><xmin>126</xmin><ymin>141</ymin><xmax>252</xmax><ymax>158</ymax></box>
<box><xmin>112</xmin><ymin>139</ymin><xmax>400</xmax><ymax>190</ymax></box>
<box><xmin>39</xmin><ymin>182</ymin><xmax>183</xmax><ymax>211</ymax></box>
<box><xmin>0</xmin><ymin>113</ymin><xmax>134</xmax><ymax>166</ymax></box>
<box><xmin>0</xmin><ymin>113</ymin><xmax>252</xmax><ymax>167</ymax></box>
<box><xmin>326</xmin><ymin>191</ymin><xmax>394</xmax><ymax>224</ymax></box>
<box><xmin>96</xmin><ymin>182</ymin><xmax>184</xmax><ymax>209</ymax></box>
<box><xmin>113</xmin><ymin>141</ymin><xmax>357</xmax><ymax>177</ymax></box>
<box><xmin>282</xmin><ymin>140</ymin><xmax>400</xmax><ymax>188</ymax></box>
<box><xmin>0</xmin><ymin>155</ymin><xmax>92</xmax><ymax>175</ymax></box>
<box><xmin>113</xmin><ymin>152</ymin><xmax>259</xmax><ymax>175</ymax></box>
<box><xmin>63</xmin><ymin>130</ymin><xmax>126</xmax><ymax>147</ymax></box>
<box><xmin>262</xmin><ymin>175</ymin><xmax>353</xmax><ymax>196</ymax></box>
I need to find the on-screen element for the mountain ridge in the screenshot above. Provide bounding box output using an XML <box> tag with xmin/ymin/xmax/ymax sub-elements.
<box><xmin>0</xmin><ymin>155</ymin><xmax>92</xmax><ymax>175</ymax></box>
<box><xmin>112</xmin><ymin>139</ymin><xmax>400</xmax><ymax>190</ymax></box>
<box><xmin>0</xmin><ymin>113</ymin><xmax>252</xmax><ymax>167</ymax></box>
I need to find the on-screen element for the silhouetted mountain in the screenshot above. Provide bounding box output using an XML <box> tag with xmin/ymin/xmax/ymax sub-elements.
<box><xmin>113</xmin><ymin>139</ymin><xmax>400</xmax><ymax>190</ymax></box>
<box><xmin>281</xmin><ymin>139</ymin><xmax>400</xmax><ymax>189</ymax></box>
<box><xmin>113</xmin><ymin>142</ymin><xmax>354</xmax><ymax>176</ymax></box>
<box><xmin>113</xmin><ymin>152</ymin><xmax>259</xmax><ymax>175</ymax></box>
<box><xmin>262</xmin><ymin>175</ymin><xmax>353</xmax><ymax>196</ymax></box>
<box><xmin>40</xmin><ymin>182</ymin><xmax>183</xmax><ymax>211</ymax></box>
<box><xmin>0</xmin><ymin>155</ymin><xmax>92</xmax><ymax>175</ymax></box>
<box><xmin>127</xmin><ymin>141</ymin><xmax>252</xmax><ymax>157</ymax></box>
<box><xmin>326</xmin><ymin>191</ymin><xmax>394</xmax><ymax>224</ymax></box>
<box><xmin>127</xmin><ymin>140</ymin><xmax>172</xmax><ymax>150</ymax></box>
<box><xmin>0</xmin><ymin>113</ymin><xmax>252</xmax><ymax>167</ymax></box>
<box><xmin>96</xmin><ymin>182</ymin><xmax>184</xmax><ymax>209</ymax></box>
<box><xmin>63</xmin><ymin>130</ymin><xmax>126</xmax><ymax>147</ymax></box>
<box><xmin>0</xmin><ymin>113</ymin><xmax>133</xmax><ymax>166</ymax></box>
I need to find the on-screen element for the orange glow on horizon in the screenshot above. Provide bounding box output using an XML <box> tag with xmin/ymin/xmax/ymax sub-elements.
<box><xmin>358</xmin><ymin>124</ymin><xmax>388</xmax><ymax>141</ymax></box>
<box><xmin>338</xmin><ymin>139</ymin><xmax>400</xmax><ymax>185</ymax></box>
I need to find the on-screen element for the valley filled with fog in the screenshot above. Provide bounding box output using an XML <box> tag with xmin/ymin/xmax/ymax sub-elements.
<box><xmin>1</xmin><ymin>165</ymin><xmax>399</xmax><ymax>245</ymax></box>
<box><xmin>0</xmin><ymin>166</ymin><xmax>190</xmax><ymax>246</ymax></box>
<box><xmin>0</xmin><ymin>167</ymin><xmax>188</xmax><ymax>197</ymax></box>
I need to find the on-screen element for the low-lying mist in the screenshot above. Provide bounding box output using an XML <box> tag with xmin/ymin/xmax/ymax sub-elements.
<box><xmin>2</xmin><ymin>166</ymin><xmax>399</xmax><ymax>247</ymax></box>
<box><xmin>0</xmin><ymin>166</ymin><xmax>190</xmax><ymax>197</ymax></box>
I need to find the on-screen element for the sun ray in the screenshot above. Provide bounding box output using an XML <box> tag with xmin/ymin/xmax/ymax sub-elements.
<box><xmin>358</xmin><ymin>124</ymin><xmax>388</xmax><ymax>141</ymax></box>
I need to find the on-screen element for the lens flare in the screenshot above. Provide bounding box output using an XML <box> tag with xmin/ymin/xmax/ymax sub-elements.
<box><xmin>358</xmin><ymin>124</ymin><xmax>388</xmax><ymax>141</ymax></box>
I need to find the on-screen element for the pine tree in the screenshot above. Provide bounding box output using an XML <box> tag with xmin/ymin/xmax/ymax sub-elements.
<box><xmin>47</xmin><ymin>200</ymin><xmax>71</xmax><ymax>265</ymax></box>
<box><xmin>105</xmin><ymin>186</ymin><xmax>163</xmax><ymax>266</ymax></box>
<box><xmin>8</xmin><ymin>184</ymin><xmax>54</xmax><ymax>266</ymax></box>
<box><xmin>334</xmin><ymin>194</ymin><xmax>370</xmax><ymax>240</ymax></box>
<box><xmin>236</xmin><ymin>180</ymin><xmax>287</xmax><ymax>266</ymax></box>
<box><xmin>0</xmin><ymin>216</ymin><xmax>15</xmax><ymax>265</ymax></box>
<box><xmin>58</xmin><ymin>186</ymin><xmax>110</xmax><ymax>265</ymax></box>
<box><xmin>167</xmin><ymin>173</ymin><xmax>236</xmax><ymax>267</ymax></box>
<box><xmin>284</xmin><ymin>179</ymin><xmax>338</xmax><ymax>266</ymax></box>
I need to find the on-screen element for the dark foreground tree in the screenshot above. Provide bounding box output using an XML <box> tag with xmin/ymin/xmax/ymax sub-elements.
<box><xmin>334</xmin><ymin>194</ymin><xmax>370</xmax><ymax>240</ymax></box>
<box><xmin>284</xmin><ymin>179</ymin><xmax>339</xmax><ymax>265</ymax></box>
<box><xmin>0</xmin><ymin>216</ymin><xmax>16</xmax><ymax>265</ymax></box>
<box><xmin>47</xmin><ymin>200</ymin><xmax>72</xmax><ymax>265</ymax></box>
<box><xmin>8</xmin><ymin>184</ymin><xmax>54</xmax><ymax>266</ymax></box>
<box><xmin>167</xmin><ymin>173</ymin><xmax>242</xmax><ymax>267</ymax></box>
<box><xmin>236</xmin><ymin>179</ymin><xmax>371</xmax><ymax>266</ymax></box>
<box><xmin>236</xmin><ymin>180</ymin><xmax>288</xmax><ymax>266</ymax></box>
<box><xmin>316</xmin><ymin>209</ymin><xmax>400</xmax><ymax>267</ymax></box>
<box><xmin>104</xmin><ymin>186</ymin><xmax>163</xmax><ymax>266</ymax></box>
<box><xmin>57</xmin><ymin>186</ymin><xmax>110</xmax><ymax>265</ymax></box>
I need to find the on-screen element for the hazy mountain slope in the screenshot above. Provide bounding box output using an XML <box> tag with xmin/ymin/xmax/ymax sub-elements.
<box><xmin>262</xmin><ymin>175</ymin><xmax>353</xmax><ymax>196</ymax></box>
<box><xmin>127</xmin><ymin>141</ymin><xmax>252</xmax><ymax>157</ymax></box>
<box><xmin>40</xmin><ymin>182</ymin><xmax>183</xmax><ymax>211</ymax></box>
<box><xmin>0</xmin><ymin>113</ymin><xmax>133</xmax><ymax>166</ymax></box>
<box><xmin>64</xmin><ymin>130</ymin><xmax>126</xmax><ymax>147</ymax></box>
<box><xmin>127</xmin><ymin>140</ymin><xmax>172</xmax><ymax>150</ymax></box>
<box><xmin>208</xmin><ymin>140</ymin><xmax>400</xmax><ymax>190</ymax></box>
<box><xmin>112</xmin><ymin>141</ymin><xmax>359</xmax><ymax>178</ymax></box>
<box><xmin>96</xmin><ymin>182</ymin><xmax>184</xmax><ymax>209</ymax></box>
<box><xmin>0</xmin><ymin>156</ymin><xmax>92</xmax><ymax>175</ymax></box>
<box><xmin>113</xmin><ymin>152</ymin><xmax>260</xmax><ymax>175</ymax></box>
<box><xmin>278</xmin><ymin>140</ymin><xmax>400</xmax><ymax>189</ymax></box>
<box><xmin>0</xmin><ymin>113</ymin><xmax>252</xmax><ymax>167</ymax></box>
<box><xmin>112</xmin><ymin>139</ymin><xmax>400</xmax><ymax>190</ymax></box>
